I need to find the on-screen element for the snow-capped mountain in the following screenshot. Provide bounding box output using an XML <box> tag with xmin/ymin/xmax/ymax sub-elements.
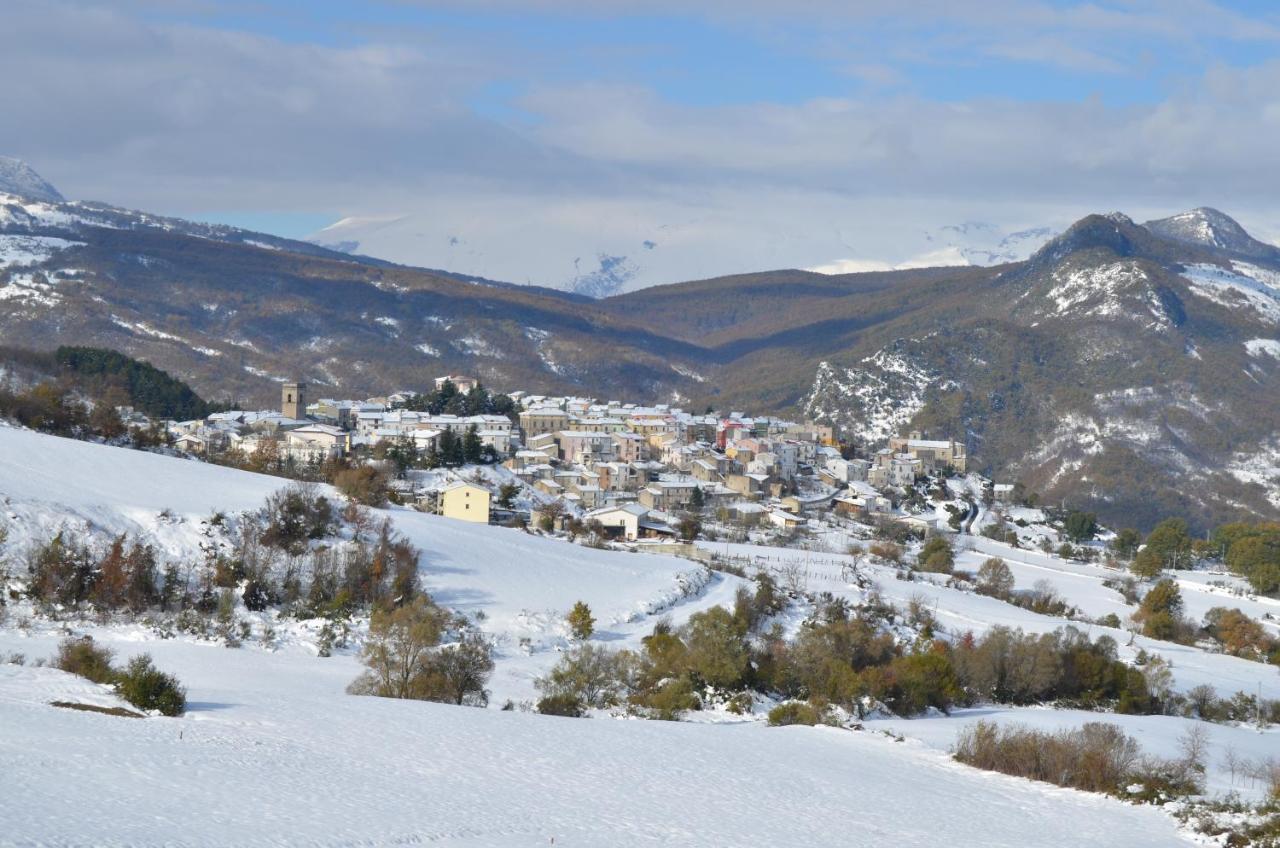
<box><xmin>2</xmin><ymin>159</ymin><xmax>1276</xmax><ymax>529</ymax></box>
<box><xmin>1144</xmin><ymin>207</ymin><xmax>1280</xmax><ymax>263</ymax></box>
<box><xmin>0</xmin><ymin>156</ymin><xmax>63</xmax><ymax>203</ymax></box>
<box><xmin>922</xmin><ymin>221</ymin><xmax>1060</xmax><ymax>266</ymax></box>
<box><xmin>801</xmin><ymin>209</ymin><xmax>1280</xmax><ymax>530</ymax></box>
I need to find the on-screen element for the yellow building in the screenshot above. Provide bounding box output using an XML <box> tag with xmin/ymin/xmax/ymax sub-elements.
<box><xmin>438</xmin><ymin>481</ymin><xmax>491</xmax><ymax>523</ymax></box>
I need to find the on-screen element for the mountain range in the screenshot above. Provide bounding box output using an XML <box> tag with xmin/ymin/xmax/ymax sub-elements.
<box><xmin>2</xmin><ymin>159</ymin><xmax>1278</xmax><ymax>530</ymax></box>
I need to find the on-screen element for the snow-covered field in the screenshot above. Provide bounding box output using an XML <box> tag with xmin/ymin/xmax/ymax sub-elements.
<box><xmin>699</xmin><ymin>536</ymin><xmax>1280</xmax><ymax>701</ymax></box>
<box><xmin>0</xmin><ymin>649</ymin><xmax>1189</xmax><ymax>847</ymax></box>
<box><xmin>872</xmin><ymin>705</ymin><xmax>1280</xmax><ymax>803</ymax></box>
<box><xmin>0</xmin><ymin>426</ymin><xmax>1263</xmax><ymax>845</ymax></box>
<box><xmin>0</xmin><ymin>427</ymin><xmax>732</xmax><ymax>704</ymax></box>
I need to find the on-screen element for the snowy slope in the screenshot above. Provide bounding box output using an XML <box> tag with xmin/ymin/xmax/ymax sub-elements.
<box><xmin>0</xmin><ymin>645</ymin><xmax>1190</xmax><ymax>847</ymax></box>
<box><xmin>701</xmin><ymin>539</ymin><xmax>1280</xmax><ymax>701</ymax></box>
<box><xmin>0</xmin><ymin>427</ymin><xmax>736</xmax><ymax>703</ymax></box>
<box><xmin>0</xmin><ymin>156</ymin><xmax>63</xmax><ymax>203</ymax></box>
<box><xmin>873</xmin><ymin>706</ymin><xmax>1280</xmax><ymax>802</ymax></box>
<box><xmin>0</xmin><ymin>429</ymin><xmax>1200</xmax><ymax>846</ymax></box>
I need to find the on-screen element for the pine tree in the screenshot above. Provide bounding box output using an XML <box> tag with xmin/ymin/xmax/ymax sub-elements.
<box><xmin>566</xmin><ymin>601</ymin><xmax>595</xmax><ymax>640</ymax></box>
<box><xmin>463</xmin><ymin>425</ymin><xmax>483</xmax><ymax>464</ymax></box>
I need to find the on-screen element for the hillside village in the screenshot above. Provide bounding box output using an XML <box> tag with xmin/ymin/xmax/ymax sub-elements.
<box><xmin>164</xmin><ymin>373</ymin><xmax>988</xmax><ymax>543</ymax></box>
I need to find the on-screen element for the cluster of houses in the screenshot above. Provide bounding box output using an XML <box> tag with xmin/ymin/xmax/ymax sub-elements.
<box><xmin>167</xmin><ymin>376</ymin><xmax>973</xmax><ymax>539</ymax></box>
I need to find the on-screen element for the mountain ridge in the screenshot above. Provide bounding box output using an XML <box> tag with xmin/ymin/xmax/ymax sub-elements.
<box><xmin>2</xmin><ymin>157</ymin><xmax>1277</xmax><ymax>529</ymax></box>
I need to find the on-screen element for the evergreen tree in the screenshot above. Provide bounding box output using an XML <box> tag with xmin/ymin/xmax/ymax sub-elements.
<box><xmin>567</xmin><ymin>601</ymin><xmax>595</xmax><ymax>640</ymax></box>
<box><xmin>462</xmin><ymin>425</ymin><xmax>483</xmax><ymax>464</ymax></box>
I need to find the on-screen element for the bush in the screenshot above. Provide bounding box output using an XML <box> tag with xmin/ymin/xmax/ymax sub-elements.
<box><xmin>566</xmin><ymin>601</ymin><xmax>595</xmax><ymax>640</ymax></box>
<box><xmin>348</xmin><ymin>595</ymin><xmax>492</xmax><ymax>707</ymax></box>
<box><xmin>1132</xmin><ymin>578</ymin><xmax>1191</xmax><ymax>641</ymax></box>
<box><xmin>28</xmin><ymin>533</ymin><xmax>93</xmax><ymax>607</ymax></box>
<box><xmin>639</xmin><ymin>677</ymin><xmax>701</xmax><ymax>720</ymax></box>
<box><xmin>334</xmin><ymin>466</ymin><xmax>390</xmax><ymax>507</ymax></box>
<box><xmin>975</xmin><ymin>557</ymin><xmax>1015</xmax><ymax>599</ymax></box>
<box><xmin>536</xmin><ymin>643</ymin><xmax>631</xmax><ymax>710</ymax></box>
<box><xmin>348</xmin><ymin>596</ymin><xmax>447</xmax><ymax>699</ymax></box>
<box><xmin>1063</xmin><ymin>511</ymin><xmax>1098</xmax><ymax>542</ymax></box>
<box><xmin>953</xmin><ymin>720</ymin><xmax>1199</xmax><ymax>798</ymax></box>
<box><xmin>868</xmin><ymin>541</ymin><xmax>903</xmax><ymax>564</ymax></box>
<box><xmin>917</xmin><ymin>537</ymin><xmax>955</xmax><ymax>574</ymax></box>
<box><xmin>54</xmin><ymin>636</ymin><xmax>116</xmax><ymax>684</ymax></box>
<box><xmin>261</xmin><ymin>485</ymin><xmax>333</xmax><ymax>550</ymax></box>
<box><xmin>536</xmin><ymin>693</ymin><xmax>585</xmax><ymax>717</ymax></box>
<box><xmin>417</xmin><ymin>632</ymin><xmax>494</xmax><ymax>707</ymax></box>
<box><xmin>115</xmin><ymin>654</ymin><xmax>187</xmax><ymax>716</ymax></box>
<box><xmin>767</xmin><ymin>701</ymin><xmax>828</xmax><ymax>727</ymax></box>
<box><xmin>683</xmin><ymin>606</ymin><xmax>750</xmax><ymax>690</ymax></box>
<box><xmin>869</xmin><ymin>650</ymin><xmax>960</xmax><ymax>716</ymax></box>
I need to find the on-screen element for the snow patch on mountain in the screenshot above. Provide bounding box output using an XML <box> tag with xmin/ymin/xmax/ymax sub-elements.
<box><xmin>0</xmin><ymin>272</ymin><xmax>61</xmax><ymax>308</ymax></box>
<box><xmin>1039</xmin><ymin>260</ymin><xmax>1175</xmax><ymax>330</ymax></box>
<box><xmin>243</xmin><ymin>365</ymin><xmax>289</xmax><ymax>382</ymax></box>
<box><xmin>110</xmin><ymin>315</ymin><xmax>185</xmax><ymax>343</ymax></box>
<box><xmin>1227</xmin><ymin>438</ymin><xmax>1280</xmax><ymax>510</ymax></box>
<box><xmin>452</xmin><ymin>335</ymin><xmax>505</xmax><ymax>359</ymax></box>
<box><xmin>671</xmin><ymin>364</ymin><xmax>707</xmax><ymax>383</ymax></box>
<box><xmin>0</xmin><ymin>234</ymin><xmax>83</xmax><ymax>269</ymax></box>
<box><xmin>805</xmin><ymin>346</ymin><xmax>948</xmax><ymax>442</ymax></box>
<box><xmin>1245</xmin><ymin>339</ymin><xmax>1280</xmax><ymax>361</ymax></box>
<box><xmin>1181</xmin><ymin>263</ymin><xmax>1280</xmax><ymax>324</ymax></box>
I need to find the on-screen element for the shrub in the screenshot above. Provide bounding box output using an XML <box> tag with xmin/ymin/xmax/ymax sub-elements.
<box><xmin>566</xmin><ymin>601</ymin><xmax>595</xmax><ymax>641</ymax></box>
<box><xmin>348</xmin><ymin>596</ymin><xmax>447</xmax><ymax>699</ymax></box>
<box><xmin>868</xmin><ymin>541</ymin><xmax>903</xmax><ymax>564</ymax></box>
<box><xmin>115</xmin><ymin>654</ymin><xmax>187</xmax><ymax>716</ymax></box>
<box><xmin>639</xmin><ymin>677</ymin><xmax>701</xmax><ymax>720</ymax></box>
<box><xmin>348</xmin><ymin>595</ymin><xmax>492</xmax><ymax>707</ymax></box>
<box><xmin>334</xmin><ymin>466</ymin><xmax>390</xmax><ymax>507</ymax></box>
<box><xmin>917</xmin><ymin>537</ymin><xmax>955</xmax><ymax>574</ymax></box>
<box><xmin>242</xmin><ymin>577</ymin><xmax>274</xmax><ymax>612</ymax></box>
<box><xmin>54</xmin><ymin>636</ymin><xmax>116</xmax><ymax>684</ymax></box>
<box><xmin>869</xmin><ymin>650</ymin><xmax>960</xmax><ymax>716</ymax></box>
<box><xmin>261</xmin><ymin>485</ymin><xmax>334</xmax><ymax>550</ymax></box>
<box><xmin>1132</xmin><ymin>578</ymin><xmax>1190</xmax><ymax>641</ymax></box>
<box><xmin>1203</xmin><ymin>607</ymin><xmax>1275</xmax><ymax>660</ymax></box>
<box><xmin>767</xmin><ymin>701</ymin><xmax>828</xmax><ymax>727</ymax></box>
<box><xmin>683</xmin><ymin>606</ymin><xmax>750</xmax><ymax>690</ymax></box>
<box><xmin>953</xmin><ymin>720</ymin><xmax>1199</xmax><ymax>798</ymax></box>
<box><xmin>1063</xmin><ymin>511</ymin><xmax>1098</xmax><ymax>542</ymax></box>
<box><xmin>975</xmin><ymin>557</ymin><xmax>1015</xmax><ymax>599</ymax></box>
<box><xmin>536</xmin><ymin>693</ymin><xmax>585</xmax><ymax>717</ymax></box>
<box><xmin>28</xmin><ymin>533</ymin><xmax>94</xmax><ymax>607</ymax></box>
<box><xmin>1130</xmin><ymin>547</ymin><xmax>1164</xmax><ymax>579</ymax></box>
<box><xmin>417</xmin><ymin>632</ymin><xmax>494</xmax><ymax>707</ymax></box>
<box><xmin>536</xmin><ymin>643</ymin><xmax>632</xmax><ymax>710</ymax></box>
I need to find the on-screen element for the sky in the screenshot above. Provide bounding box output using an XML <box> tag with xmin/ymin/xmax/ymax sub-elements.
<box><xmin>3</xmin><ymin>0</ymin><xmax>1280</xmax><ymax>290</ymax></box>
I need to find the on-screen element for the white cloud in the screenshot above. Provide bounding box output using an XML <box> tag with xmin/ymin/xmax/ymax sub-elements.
<box><xmin>5</xmin><ymin>1</ymin><xmax>1280</xmax><ymax>290</ymax></box>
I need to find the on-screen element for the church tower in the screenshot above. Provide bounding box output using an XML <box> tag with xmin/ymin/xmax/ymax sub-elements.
<box><xmin>282</xmin><ymin>381</ymin><xmax>306</xmax><ymax>420</ymax></box>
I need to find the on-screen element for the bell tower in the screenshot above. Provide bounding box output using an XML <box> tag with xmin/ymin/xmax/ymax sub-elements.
<box><xmin>282</xmin><ymin>381</ymin><xmax>306</xmax><ymax>420</ymax></box>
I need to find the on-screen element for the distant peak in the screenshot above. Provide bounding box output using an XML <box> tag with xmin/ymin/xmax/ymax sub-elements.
<box><xmin>0</xmin><ymin>156</ymin><xmax>64</xmax><ymax>203</ymax></box>
<box><xmin>1026</xmin><ymin>212</ymin><xmax>1144</xmax><ymax>268</ymax></box>
<box><xmin>1143</xmin><ymin>206</ymin><xmax>1276</xmax><ymax>260</ymax></box>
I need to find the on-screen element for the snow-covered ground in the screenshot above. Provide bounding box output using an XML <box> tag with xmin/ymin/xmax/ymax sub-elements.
<box><xmin>0</xmin><ymin>644</ymin><xmax>1191</xmax><ymax>847</ymax></box>
<box><xmin>699</xmin><ymin>537</ymin><xmax>1280</xmax><ymax>700</ymax></box>
<box><xmin>872</xmin><ymin>705</ymin><xmax>1280</xmax><ymax>802</ymax></box>
<box><xmin>0</xmin><ymin>427</ymin><xmax>734</xmax><ymax>704</ymax></box>
<box><xmin>0</xmin><ymin>426</ymin><xmax>1264</xmax><ymax>845</ymax></box>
